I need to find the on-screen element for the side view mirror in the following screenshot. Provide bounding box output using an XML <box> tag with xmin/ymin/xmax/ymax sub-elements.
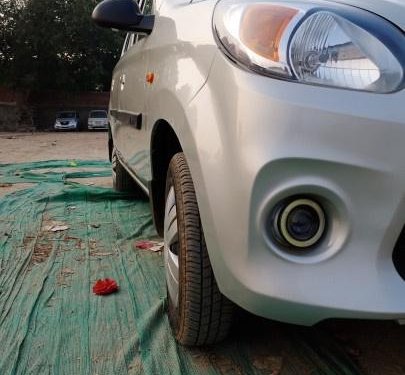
<box><xmin>92</xmin><ymin>0</ymin><xmax>154</xmax><ymax>34</ymax></box>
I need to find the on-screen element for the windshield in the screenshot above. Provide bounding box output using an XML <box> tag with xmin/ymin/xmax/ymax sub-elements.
<box><xmin>89</xmin><ymin>111</ymin><xmax>107</xmax><ymax>118</ymax></box>
<box><xmin>58</xmin><ymin>112</ymin><xmax>76</xmax><ymax>119</ymax></box>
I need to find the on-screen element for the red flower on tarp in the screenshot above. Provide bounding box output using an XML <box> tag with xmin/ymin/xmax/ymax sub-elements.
<box><xmin>135</xmin><ymin>240</ymin><xmax>154</xmax><ymax>249</ymax></box>
<box><xmin>92</xmin><ymin>278</ymin><xmax>119</xmax><ymax>295</ymax></box>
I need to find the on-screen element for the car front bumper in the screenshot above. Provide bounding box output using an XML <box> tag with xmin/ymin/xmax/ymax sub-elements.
<box><xmin>54</xmin><ymin>123</ymin><xmax>78</xmax><ymax>130</ymax></box>
<box><xmin>88</xmin><ymin>122</ymin><xmax>108</xmax><ymax>130</ymax></box>
<box><xmin>186</xmin><ymin>52</ymin><xmax>405</xmax><ymax>325</ymax></box>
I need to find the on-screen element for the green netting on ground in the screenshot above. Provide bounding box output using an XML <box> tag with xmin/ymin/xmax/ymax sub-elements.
<box><xmin>0</xmin><ymin>160</ymin><xmax>362</xmax><ymax>375</ymax></box>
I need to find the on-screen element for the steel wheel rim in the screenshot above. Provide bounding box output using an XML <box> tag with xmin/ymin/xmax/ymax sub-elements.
<box><xmin>164</xmin><ymin>186</ymin><xmax>179</xmax><ymax>308</ymax></box>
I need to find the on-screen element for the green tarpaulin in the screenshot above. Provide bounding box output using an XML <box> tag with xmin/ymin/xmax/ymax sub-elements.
<box><xmin>0</xmin><ymin>160</ymin><xmax>361</xmax><ymax>375</ymax></box>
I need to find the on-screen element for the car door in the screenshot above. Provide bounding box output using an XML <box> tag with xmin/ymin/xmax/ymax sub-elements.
<box><xmin>109</xmin><ymin>33</ymin><xmax>133</xmax><ymax>144</ymax></box>
<box><xmin>115</xmin><ymin>0</ymin><xmax>154</xmax><ymax>187</ymax></box>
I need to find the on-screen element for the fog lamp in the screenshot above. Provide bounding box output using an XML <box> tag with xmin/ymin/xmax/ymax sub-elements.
<box><xmin>273</xmin><ymin>198</ymin><xmax>325</xmax><ymax>249</ymax></box>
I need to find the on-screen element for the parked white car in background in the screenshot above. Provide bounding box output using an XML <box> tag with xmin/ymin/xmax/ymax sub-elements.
<box><xmin>54</xmin><ymin>111</ymin><xmax>80</xmax><ymax>131</ymax></box>
<box><xmin>87</xmin><ymin>110</ymin><xmax>109</xmax><ymax>130</ymax></box>
<box><xmin>93</xmin><ymin>0</ymin><xmax>405</xmax><ymax>346</ymax></box>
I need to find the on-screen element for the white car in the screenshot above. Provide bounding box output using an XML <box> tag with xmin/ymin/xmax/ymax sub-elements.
<box><xmin>54</xmin><ymin>111</ymin><xmax>80</xmax><ymax>131</ymax></box>
<box><xmin>92</xmin><ymin>0</ymin><xmax>405</xmax><ymax>345</ymax></box>
<box><xmin>87</xmin><ymin>110</ymin><xmax>109</xmax><ymax>130</ymax></box>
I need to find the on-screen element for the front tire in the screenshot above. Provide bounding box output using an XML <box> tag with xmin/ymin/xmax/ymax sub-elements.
<box><xmin>164</xmin><ymin>153</ymin><xmax>233</xmax><ymax>346</ymax></box>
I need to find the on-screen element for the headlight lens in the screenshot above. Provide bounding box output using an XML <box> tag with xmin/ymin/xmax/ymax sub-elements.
<box><xmin>213</xmin><ymin>0</ymin><xmax>405</xmax><ymax>92</ymax></box>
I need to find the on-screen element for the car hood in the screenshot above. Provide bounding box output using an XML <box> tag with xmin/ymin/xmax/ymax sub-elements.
<box><xmin>331</xmin><ymin>0</ymin><xmax>404</xmax><ymax>30</ymax></box>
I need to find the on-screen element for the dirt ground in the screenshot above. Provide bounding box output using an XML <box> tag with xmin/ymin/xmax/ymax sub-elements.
<box><xmin>0</xmin><ymin>131</ymin><xmax>112</xmax><ymax>196</ymax></box>
<box><xmin>1</xmin><ymin>131</ymin><xmax>405</xmax><ymax>374</ymax></box>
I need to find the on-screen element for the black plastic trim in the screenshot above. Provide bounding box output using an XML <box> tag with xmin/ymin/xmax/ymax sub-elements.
<box><xmin>92</xmin><ymin>0</ymin><xmax>154</xmax><ymax>34</ymax></box>
<box><xmin>393</xmin><ymin>226</ymin><xmax>405</xmax><ymax>281</ymax></box>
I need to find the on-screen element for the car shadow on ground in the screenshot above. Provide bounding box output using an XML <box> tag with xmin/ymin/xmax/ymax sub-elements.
<box><xmin>212</xmin><ymin>310</ymin><xmax>405</xmax><ymax>375</ymax></box>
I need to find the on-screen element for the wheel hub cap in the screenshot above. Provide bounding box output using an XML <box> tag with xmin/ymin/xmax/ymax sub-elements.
<box><xmin>164</xmin><ymin>186</ymin><xmax>179</xmax><ymax>307</ymax></box>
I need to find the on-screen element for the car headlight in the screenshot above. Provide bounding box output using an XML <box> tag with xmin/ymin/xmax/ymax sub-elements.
<box><xmin>213</xmin><ymin>0</ymin><xmax>405</xmax><ymax>93</ymax></box>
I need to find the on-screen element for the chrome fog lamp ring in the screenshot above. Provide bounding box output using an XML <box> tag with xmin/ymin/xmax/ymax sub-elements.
<box><xmin>278</xmin><ymin>198</ymin><xmax>326</xmax><ymax>248</ymax></box>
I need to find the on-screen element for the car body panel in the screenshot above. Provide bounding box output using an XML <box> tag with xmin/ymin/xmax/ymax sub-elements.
<box><xmin>108</xmin><ymin>0</ymin><xmax>405</xmax><ymax>324</ymax></box>
<box><xmin>116</xmin><ymin>36</ymin><xmax>149</xmax><ymax>165</ymax></box>
<box><xmin>110</xmin><ymin>0</ymin><xmax>218</xmax><ymax>184</ymax></box>
<box><xmin>184</xmin><ymin>51</ymin><xmax>405</xmax><ymax>324</ymax></box>
<box><xmin>331</xmin><ymin>0</ymin><xmax>405</xmax><ymax>30</ymax></box>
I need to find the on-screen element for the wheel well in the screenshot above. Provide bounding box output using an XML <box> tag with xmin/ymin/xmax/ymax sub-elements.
<box><xmin>150</xmin><ymin>120</ymin><xmax>182</xmax><ymax>236</ymax></box>
<box><xmin>108</xmin><ymin>124</ymin><xmax>113</xmax><ymax>162</ymax></box>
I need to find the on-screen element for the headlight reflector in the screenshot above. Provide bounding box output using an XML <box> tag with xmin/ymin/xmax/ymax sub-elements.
<box><xmin>213</xmin><ymin>0</ymin><xmax>405</xmax><ymax>92</ymax></box>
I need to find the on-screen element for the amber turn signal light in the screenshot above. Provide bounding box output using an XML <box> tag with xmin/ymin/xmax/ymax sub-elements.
<box><xmin>146</xmin><ymin>72</ymin><xmax>154</xmax><ymax>84</ymax></box>
<box><xmin>240</xmin><ymin>5</ymin><xmax>298</xmax><ymax>62</ymax></box>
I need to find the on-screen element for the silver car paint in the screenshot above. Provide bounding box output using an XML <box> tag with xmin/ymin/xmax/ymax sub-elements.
<box><xmin>110</xmin><ymin>0</ymin><xmax>405</xmax><ymax>324</ymax></box>
<box><xmin>333</xmin><ymin>0</ymin><xmax>405</xmax><ymax>29</ymax></box>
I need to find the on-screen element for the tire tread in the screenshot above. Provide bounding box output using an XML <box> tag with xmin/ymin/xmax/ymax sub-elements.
<box><xmin>167</xmin><ymin>153</ymin><xmax>233</xmax><ymax>346</ymax></box>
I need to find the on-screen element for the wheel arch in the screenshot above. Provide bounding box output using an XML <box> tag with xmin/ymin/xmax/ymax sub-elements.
<box><xmin>150</xmin><ymin>119</ymin><xmax>182</xmax><ymax>236</ymax></box>
<box><xmin>108</xmin><ymin>124</ymin><xmax>113</xmax><ymax>162</ymax></box>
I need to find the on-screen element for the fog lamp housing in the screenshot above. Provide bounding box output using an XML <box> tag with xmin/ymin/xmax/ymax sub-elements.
<box><xmin>272</xmin><ymin>198</ymin><xmax>326</xmax><ymax>249</ymax></box>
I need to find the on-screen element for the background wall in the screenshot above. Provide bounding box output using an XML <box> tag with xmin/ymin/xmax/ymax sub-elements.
<box><xmin>0</xmin><ymin>87</ymin><xmax>109</xmax><ymax>131</ymax></box>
